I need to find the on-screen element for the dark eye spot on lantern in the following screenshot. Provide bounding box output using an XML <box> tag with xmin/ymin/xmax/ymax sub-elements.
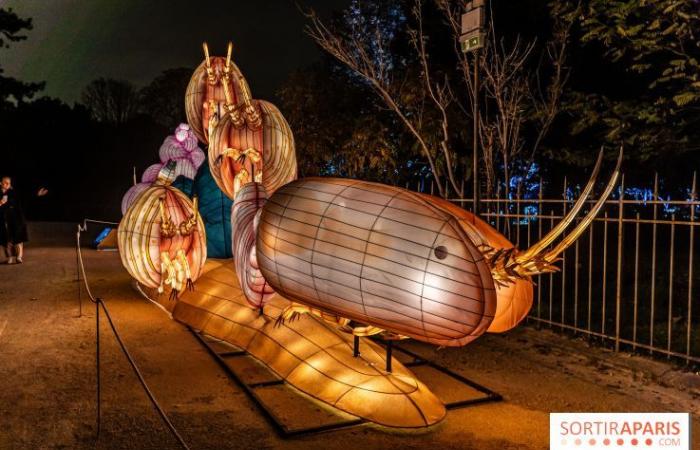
<box><xmin>434</xmin><ymin>245</ymin><xmax>448</xmax><ymax>260</ymax></box>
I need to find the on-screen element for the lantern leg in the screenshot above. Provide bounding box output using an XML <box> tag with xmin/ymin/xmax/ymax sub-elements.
<box><xmin>386</xmin><ymin>340</ymin><xmax>393</xmax><ymax>373</ymax></box>
<box><xmin>353</xmin><ymin>335</ymin><xmax>360</xmax><ymax>357</ymax></box>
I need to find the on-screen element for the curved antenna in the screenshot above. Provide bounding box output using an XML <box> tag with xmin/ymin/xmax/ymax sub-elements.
<box><xmin>516</xmin><ymin>147</ymin><xmax>605</xmax><ymax>262</ymax></box>
<box><xmin>543</xmin><ymin>146</ymin><xmax>623</xmax><ymax>261</ymax></box>
<box><xmin>225</xmin><ymin>42</ymin><xmax>233</xmax><ymax>69</ymax></box>
<box><xmin>202</xmin><ymin>42</ymin><xmax>212</xmax><ymax>70</ymax></box>
<box><xmin>222</xmin><ymin>74</ymin><xmax>234</xmax><ymax>105</ymax></box>
<box><xmin>237</xmin><ymin>73</ymin><xmax>253</xmax><ymax>107</ymax></box>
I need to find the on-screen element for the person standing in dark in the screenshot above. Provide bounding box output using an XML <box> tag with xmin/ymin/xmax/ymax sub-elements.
<box><xmin>0</xmin><ymin>176</ymin><xmax>29</xmax><ymax>264</ymax></box>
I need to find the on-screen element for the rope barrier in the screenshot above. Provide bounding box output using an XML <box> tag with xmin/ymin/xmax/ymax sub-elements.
<box><xmin>76</xmin><ymin>220</ymin><xmax>190</xmax><ymax>450</ymax></box>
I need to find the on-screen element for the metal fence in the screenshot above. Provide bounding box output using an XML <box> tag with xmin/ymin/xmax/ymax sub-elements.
<box><xmin>406</xmin><ymin>173</ymin><xmax>699</xmax><ymax>365</ymax></box>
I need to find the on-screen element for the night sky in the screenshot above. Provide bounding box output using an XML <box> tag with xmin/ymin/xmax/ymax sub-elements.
<box><xmin>3</xmin><ymin>0</ymin><xmax>350</xmax><ymax>104</ymax></box>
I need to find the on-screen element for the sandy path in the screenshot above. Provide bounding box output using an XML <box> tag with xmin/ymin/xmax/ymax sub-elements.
<box><xmin>0</xmin><ymin>225</ymin><xmax>697</xmax><ymax>449</ymax></box>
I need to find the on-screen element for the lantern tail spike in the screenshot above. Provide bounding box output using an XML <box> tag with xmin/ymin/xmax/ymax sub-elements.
<box><xmin>516</xmin><ymin>148</ymin><xmax>604</xmax><ymax>262</ymax></box>
<box><xmin>541</xmin><ymin>146</ymin><xmax>623</xmax><ymax>262</ymax></box>
<box><xmin>488</xmin><ymin>146</ymin><xmax>623</xmax><ymax>282</ymax></box>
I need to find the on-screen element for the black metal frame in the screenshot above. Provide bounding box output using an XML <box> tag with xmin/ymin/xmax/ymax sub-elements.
<box><xmin>190</xmin><ymin>329</ymin><xmax>501</xmax><ymax>438</ymax></box>
<box><xmin>391</xmin><ymin>344</ymin><xmax>503</xmax><ymax>410</ymax></box>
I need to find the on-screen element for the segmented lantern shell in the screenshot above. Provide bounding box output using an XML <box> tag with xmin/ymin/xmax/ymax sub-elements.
<box><xmin>121</xmin><ymin>183</ymin><xmax>149</xmax><ymax>215</ymax></box>
<box><xmin>185</xmin><ymin>58</ymin><xmax>251</xmax><ymax>144</ymax></box>
<box><xmin>419</xmin><ymin>195</ymin><xmax>534</xmax><ymax>333</ymax></box>
<box><xmin>231</xmin><ymin>182</ymin><xmax>274</xmax><ymax>308</ymax></box>
<box><xmin>256</xmin><ymin>178</ymin><xmax>497</xmax><ymax>347</ymax></box>
<box><xmin>209</xmin><ymin>100</ymin><xmax>297</xmax><ymax>200</ymax></box>
<box><xmin>118</xmin><ymin>184</ymin><xmax>206</xmax><ymax>289</ymax></box>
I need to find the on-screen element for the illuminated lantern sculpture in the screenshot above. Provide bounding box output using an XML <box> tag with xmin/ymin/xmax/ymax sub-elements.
<box><xmin>118</xmin><ymin>162</ymin><xmax>207</xmax><ymax>298</ymax></box>
<box><xmin>250</xmin><ymin>150</ymin><xmax>621</xmax><ymax>345</ymax></box>
<box><xmin>416</xmin><ymin>193</ymin><xmax>535</xmax><ymax>333</ymax></box>
<box><xmin>118</xmin><ymin>38</ymin><xmax>624</xmax><ymax>427</ymax></box>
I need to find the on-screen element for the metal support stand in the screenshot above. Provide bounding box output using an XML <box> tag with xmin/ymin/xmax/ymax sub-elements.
<box><xmin>191</xmin><ymin>328</ymin><xmax>503</xmax><ymax>439</ymax></box>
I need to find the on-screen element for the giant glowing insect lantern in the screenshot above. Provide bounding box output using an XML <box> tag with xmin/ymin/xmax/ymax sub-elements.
<box><xmin>118</xmin><ymin>163</ymin><xmax>207</xmax><ymax>298</ymax></box>
<box><xmin>115</xmin><ymin>39</ymin><xmax>625</xmax><ymax>428</ymax></box>
<box><xmin>232</xmin><ymin>150</ymin><xmax>621</xmax><ymax>345</ymax></box>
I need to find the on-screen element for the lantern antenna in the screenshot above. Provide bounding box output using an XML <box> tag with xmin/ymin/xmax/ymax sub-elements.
<box><xmin>236</xmin><ymin>71</ymin><xmax>254</xmax><ymax>108</ymax></box>
<box><xmin>487</xmin><ymin>147</ymin><xmax>622</xmax><ymax>282</ymax></box>
<box><xmin>517</xmin><ymin>147</ymin><xmax>604</xmax><ymax>262</ymax></box>
<box><xmin>226</xmin><ymin>42</ymin><xmax>233</xmax><ymax>69</ymax></box>
<box><xmin>202</xmin><ymin>42</ymin><xmax>212</xmax><ymax>70</ymax></box>
<box><xmin>542</xmin><ymin>146</ymin><xmax>623</xmax><ymax>261</ymax></box>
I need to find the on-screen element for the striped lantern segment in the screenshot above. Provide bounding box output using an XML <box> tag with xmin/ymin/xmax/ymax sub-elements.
<box><xmin>231</xmin><ymin>182</ymin><xmax>274</xmax><ymax>308</ymax></box>
<box><xmin>209</xmin><ymin>100</ymin><xmax>297</xmax><ymax>200</ymax></box>
<box><xmin>118</xmin><ymin>167</ymin><xmax>207</xmax><ymax>297</ymax></box>
<box><xmin>255</xmin><ymin>178</ymin><xmax>497</xmax><ymax>347</ymax></box>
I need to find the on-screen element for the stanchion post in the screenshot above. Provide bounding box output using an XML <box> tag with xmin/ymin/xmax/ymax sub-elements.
<box><xmin>96</xmin><ymin>298</ymin><xmax>101</xmax><ymax>438</ymax></box>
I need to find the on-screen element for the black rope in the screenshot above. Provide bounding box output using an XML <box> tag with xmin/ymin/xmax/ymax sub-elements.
<box><xmin>76</xmin><ymin>221</ymin><xmax>190</xmax><ymax>450</ymax></box>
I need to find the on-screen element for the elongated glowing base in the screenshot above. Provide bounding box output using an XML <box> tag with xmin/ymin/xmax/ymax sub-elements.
<box><xmin>146</xmin><ymin>259</ymin><xmax>446</xmax><ymax>428</ymax></box>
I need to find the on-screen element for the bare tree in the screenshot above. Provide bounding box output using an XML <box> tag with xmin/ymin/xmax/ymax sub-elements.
<box><xmin>307</xmin><ymin>0</ymin><xmax>577</xmax><ymax>200</ymax></box>
<box><xmin>307</xmin><ymin>0</ymin><xmax>461</xmax><ymax>198</ymax></box>
<box><xmin>81</xmin><ymin>78</ymin><xmax>139</xmax><ymax>125</ymax></box>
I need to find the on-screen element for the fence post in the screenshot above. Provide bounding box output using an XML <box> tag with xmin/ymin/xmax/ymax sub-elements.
<box><xmin>667</xmin><ymin>214</ymin><xmax>676</xmax><ymax>358</ymax></box>
<box><xmin>687</xmin><ymin>172</ymin><xmax>696</xmax><ymax>362</ymax></box>
<box><xmin>516</xmin><ymin>184</ymin><xmax>522</xmax><ymax>248</ymax></box>
<box><xmin>602</xmin><ymin>211</ymin><xmax>609</xmax><ymax>335</ymax></box>
<box><xmin>587</xmin><ymin>220</ymin><xmax>594</xmax><ymax>334</ymax></box>
<box><xmin>650</xmin><ymin>173</ymin><xmax>659</xmax><ymax>353</ymax></box>
<box><xmin>615</xmin><ymin>175</ymin><xmax>625</xmax><ymax>352</ymax></box>
<box><xmin>633</xmin><ymin>212</ymin><xmax>640</xmax><ymax>351</ymax></box>
<box><xmin>549</xmin><ymin>211</ymin><xmax>555</xmax><ymax>326</ymax></box>
<box><xmin>537</xmin><ymin>178</ymin><xmax>543</xmax><ymax>327</ymax></box>
<box><xmin>561</xmin><ymin>177</ymin><xmax>568</xmax><ymax>328</ymax></box>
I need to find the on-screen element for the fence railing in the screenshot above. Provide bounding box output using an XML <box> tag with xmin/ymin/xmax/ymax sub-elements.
<box><xmin>405</xmin><ymin>173</ymin><xmax>699</xmax><ymax>365</ymax></box>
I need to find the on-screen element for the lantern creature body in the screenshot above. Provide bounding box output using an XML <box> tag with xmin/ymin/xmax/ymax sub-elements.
<box><xmin>256</xmin><ymin>178</ymin><xmax>497</xmax><ymax>347</ymax></box>
<box><xmin>243</xmin><ymin>150</ymin><xmax>621</xmax><ymax>345</ymax></box>
<box><xmin>118</xmin><ymin>165</ymin><xmax>207</xmax><ymax>297</ymax></box>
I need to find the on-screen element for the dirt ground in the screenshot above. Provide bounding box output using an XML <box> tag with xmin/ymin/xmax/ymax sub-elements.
<box><xmin>0</xmin><ymin>223</ymin><xmax>698</xmax><ymax>450</ymax></box>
